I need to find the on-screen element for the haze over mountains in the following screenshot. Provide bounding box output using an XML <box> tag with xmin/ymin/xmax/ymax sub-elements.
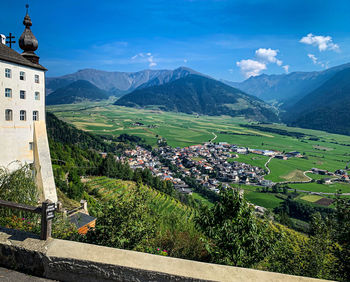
<box><xmin>46</xmin><ymin>63</ymin><xmax>350</xmax><ymax>135</ymax></box>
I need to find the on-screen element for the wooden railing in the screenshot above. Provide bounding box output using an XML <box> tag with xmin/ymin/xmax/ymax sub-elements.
<box><xmin>0</xmin><ymin>199</ymin><xmax>55</xmax><ymax>240</ymax></box>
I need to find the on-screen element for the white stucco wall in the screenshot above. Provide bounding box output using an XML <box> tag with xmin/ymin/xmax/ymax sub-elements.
<box><xmin>0</xmin><ymin>59</ymin><xmax>45</xmax><ymax>170</ymax></box>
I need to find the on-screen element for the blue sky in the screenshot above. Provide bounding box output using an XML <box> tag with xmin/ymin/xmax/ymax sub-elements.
<box><xmin>2</xmin><ymin>0</ymin><xmax>350</xmax><ymax>81</ymax></box>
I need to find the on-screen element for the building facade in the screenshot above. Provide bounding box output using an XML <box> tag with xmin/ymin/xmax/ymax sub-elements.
<box><xmin>0</xmin><ymin>8</ymin><xmax>57</xmax><ymax>203</ymax></box>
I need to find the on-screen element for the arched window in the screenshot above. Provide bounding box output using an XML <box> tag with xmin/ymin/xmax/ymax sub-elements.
<box><xmin>20</xmin><ymin>110</ymin><xmax>26</xmax><ymax>121</ymax></box>
<box><xmin>35</xmin><ymin>92</ymin><xmax>40</xmax><ymax>100</ymax></box>
<box><xmin>33</xmin><ymin>111</ymin><xmax>39</xmax><ymax>121</ymax></box>
<box><xmin>5</xmin><ymin>109</ymin><xmax>13</xmax><ymax>121</ymax></box>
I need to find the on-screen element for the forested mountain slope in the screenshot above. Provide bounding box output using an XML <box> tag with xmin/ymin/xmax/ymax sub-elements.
<box><xmin>115</xmin><ymin>75</ymin><xmax>279</xmax><ymax>122</ymax></box>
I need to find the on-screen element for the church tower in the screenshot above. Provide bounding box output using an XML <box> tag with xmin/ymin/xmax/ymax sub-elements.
<box><xmin>0</xmin><ymin>6</ymin><xmax>57</xmax><ymax>203</ymax></box>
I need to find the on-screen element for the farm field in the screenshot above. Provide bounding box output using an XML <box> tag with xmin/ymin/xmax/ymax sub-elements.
<box><xmin>48</xmin><ymin>102</ymin><xmax>350</xmax><ymax>204</ymax></box>
<box><xmin>243</xmin><ymin>190</ymin><xmax>283</xmax><ymax>209</ymax></box>
<box><xmin>229</xmin><ymin>154</ymin><xmax>270</xmax><ymax>169</ymax></box>
<box><xmin>288</xmin><ymin>182</ymin><xmax>350</xmax><ymax>194</ymax></box>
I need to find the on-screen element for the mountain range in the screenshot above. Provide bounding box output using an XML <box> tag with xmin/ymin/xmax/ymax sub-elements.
<box><xmin>115</xmin><ymin>75</ymin><xmax>279</xmax><ymax>122</ymax></box>
<box><xmin>46</xmin><ymin>67</ymin><xmax>201</xmax><ymax>96</ymax></box>
<box><xmin>223</xmin><ymin>63</ymin><xmax>350</xmax><ymax>106</ymax></box>
<box><xmin>285</xmin><ymin>67</ymin><xmax>350</xmax><ymax>135</ymax></box>
<box><xmin>46</xmin><ymin>63</ymin><xmax>350</xmax><ymax>136</ymax></box>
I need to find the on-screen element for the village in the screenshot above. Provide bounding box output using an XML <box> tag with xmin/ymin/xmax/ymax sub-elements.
<box><xmin>119</xmin><ymin>142</ymin><xmax>318</xmax><ymax>195</ymax></box>
<box><xmin>118</xmin><ymin>140</ymin><xmax>350</xmax><ymax>195</ymax></box>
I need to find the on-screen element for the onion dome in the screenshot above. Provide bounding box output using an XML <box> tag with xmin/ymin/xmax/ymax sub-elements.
<box><xmin>19</xmin><ymin>5</ymin><xmax>39</xmax><ymax>64</ymax></box>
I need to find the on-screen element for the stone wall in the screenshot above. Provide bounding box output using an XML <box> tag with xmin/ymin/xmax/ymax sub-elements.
<box><xmin>33</xmin><ymin>120</ymin><xmax>58</xmax><ymax>203</ymax></box>
<box><xmin>0</xmin><ymin>227</ymin><xmax>325</xmax><ymax>282</ymax></box>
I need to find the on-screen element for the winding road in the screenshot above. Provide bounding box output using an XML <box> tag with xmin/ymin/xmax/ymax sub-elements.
<box><xmin>210</xmin><ymin>132</ymin><xmax>217</xmax><ymax>143</ymax></box>
<box><xmin>264</xmin><ymin>157</ymin><xmax>272</xmax><ymax>175</ymax></box>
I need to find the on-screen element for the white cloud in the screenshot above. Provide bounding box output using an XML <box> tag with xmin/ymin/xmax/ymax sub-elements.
<box><xmin>307</xmin><ymin>53</ymin><xmax>327</xmax><ymax>68</ymax></box>
<box><xmin>300</xmin><ymin>33</ymin><xmax>339</xmax><ymax>52</ymax></box>
<box><xmin>236</xmin><ymin>47</ymin><xmax>285</xmax><ymax>78</ymax></box>
<box><xmin>282</xmin><ymin>65</ymin><xmax>290</xmax><ymax>73</ymax></box>
<box><xmin>147</xmin><ymin>55</ymin><xmax>157</xmax><ymax>67</ymax></box>
<box><xmin>183</xmin><ymin>59</ymin><xmax>188</xmax><ymax>63</ymax></box>
<box><xmin>236</xmin><ymin>59</ymin><xmax>267</xmax><ymax>78</ymax></box>
<box><xmin>308</xmin><ymin>54</ymin><xmax>318</xmax><ymax>64</ymax></box>
<box><xmin>131</xmin><ymin>52</ymin><xmax>157</xmax><ymax>67</ymax></box>
<box><xmin>255</xmin><ymin>48</ymin><xmax>283</xmax><ymax>66</ymax></box>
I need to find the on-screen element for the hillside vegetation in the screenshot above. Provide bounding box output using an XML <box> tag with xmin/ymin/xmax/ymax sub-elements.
<box><xmin>86</xmin><ymin>176</ymin><xmax>196</xmax><ymax>222</ymax></box>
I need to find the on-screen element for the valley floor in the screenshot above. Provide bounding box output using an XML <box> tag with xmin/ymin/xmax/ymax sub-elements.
<box><xmin>48</xmin><ymin>102</ymin><xmax>350</xmax><ymax>210</ymax></box>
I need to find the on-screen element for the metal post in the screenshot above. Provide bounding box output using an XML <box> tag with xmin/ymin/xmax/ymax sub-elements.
<box><xmin>40</xmin><ymin>199</ymin><xmax>53</xmax><ymax>240</ymax></box>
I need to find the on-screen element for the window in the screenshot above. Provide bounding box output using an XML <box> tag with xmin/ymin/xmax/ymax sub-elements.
<box><xmin>5</xmin><ymin>68</ymin><xmax>11</xmax><ymax>78</ymax></box>
<box><xmin>35</xmin><ymin>74</ymin><xmax>39</xmax><ymax>83</ymax></box>
<box><xmin>5</xmin><ymin>88</ymin><xmax>12</xmax><ymax>98</ymax></box>
<box><xmin>29</xmin><ymin>142</ymin><xmax>33</xmax><ymax>151</ymax></box>
<box><xmin>20</xmin><ymin>110</ymin><xmax>26</xmax><ymax>121</ymax></box>
<box><xmin>20</xmin><ymin>71</ymin><xmax>26</xmax><ymax>81</ymax></box>
<box><xmin>5</xmin><ymin>109</ymin><xmax>12</xmax><ymax>121</ymax></box>
<box><xmin>33</xmin><ymin>111</ymin><xmax>39</xmax><ymax>121</ymax></box>
<box><xmin>20</xmin><ymin>90</ymin><xmax>26</xmax><ymax>99</ymax></box>
<box><xmin>35</xmin><ymin>92</ymin><xmax>40</xmax><ymax>100</ymax></box>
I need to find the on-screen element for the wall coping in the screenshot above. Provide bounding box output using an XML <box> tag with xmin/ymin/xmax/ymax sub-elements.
<box><xmin>0</xmin><ymin>227</ymin><xmax>325</xmax><ymax>282</ymax></box>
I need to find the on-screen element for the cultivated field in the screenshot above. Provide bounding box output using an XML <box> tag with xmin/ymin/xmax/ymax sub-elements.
<box><xmin>48</xmin><ymin>102</ymin><xmax>350</xmax><ymax>204</ymax></box>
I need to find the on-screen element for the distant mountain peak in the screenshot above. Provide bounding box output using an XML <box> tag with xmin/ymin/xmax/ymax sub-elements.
<box><xmin>46</xmin><ymin>67</ymin><xmax>205</xmax><ymax>96</ymax></box>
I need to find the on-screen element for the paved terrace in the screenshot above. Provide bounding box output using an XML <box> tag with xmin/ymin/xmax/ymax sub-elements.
<box><xmin>0</xmin><ymin>227</ymin><xmax>325</xmax><ymax>282</ymax></box>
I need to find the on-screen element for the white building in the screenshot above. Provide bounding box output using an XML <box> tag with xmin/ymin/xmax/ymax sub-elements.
<box><xmin>0</xmin><ymin>8</ymin><xmax>57</xmax><ymax>203</ymax></box>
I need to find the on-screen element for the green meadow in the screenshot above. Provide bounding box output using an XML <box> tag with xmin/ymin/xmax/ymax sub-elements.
<box><xmin>48</xmin><ymin>102</ymin><xmax>350</xmax><ymax>205</ymax></box>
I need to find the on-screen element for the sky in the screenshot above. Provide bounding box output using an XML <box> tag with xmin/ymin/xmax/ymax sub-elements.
<box><xmin>1</xmin><ymin>0</ymin><xmax>350</xmax><ymax>81</ymax></box>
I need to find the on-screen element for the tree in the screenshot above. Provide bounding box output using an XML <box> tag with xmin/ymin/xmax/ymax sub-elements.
<box><xmin>80</xmin><ymin>186</ymin><xmax>156</xmax><ymax>251</ymax></box>
<box><xmin>195</xmin><ymin>188</ymin><xmax>273</xmax><ymax>267</ymax></box>
<box><xmin>0</xmin><ymin>164</ymin><xmax>38</xmax><ymax>209</ymax></box>
<box><xmin>332</xmin><ymin>198</ymin><xmax>350</xmax><ymax>281</ymax></box>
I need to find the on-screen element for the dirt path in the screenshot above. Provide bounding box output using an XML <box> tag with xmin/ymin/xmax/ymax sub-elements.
<box><xmin>209</xmin><ymin>132</ymin><xmax>217</xmax><ymax>142</ymax></box>
<box><xmin>264</xmin><ymin>157</ymin><xmax>272</xmax><ymax>175</ymax></box>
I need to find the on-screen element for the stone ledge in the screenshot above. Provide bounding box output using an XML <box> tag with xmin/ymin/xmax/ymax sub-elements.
<box><xmin>0</xmin><ymin>227</ymin><xmax>324</xmax><ymax>282</ymax></box>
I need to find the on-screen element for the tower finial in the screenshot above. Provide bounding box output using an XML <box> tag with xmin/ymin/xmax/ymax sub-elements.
<box><xmin>19</xmin><ymin>4</ymin><xmax>39</xmax><ymax>64</ymax></box>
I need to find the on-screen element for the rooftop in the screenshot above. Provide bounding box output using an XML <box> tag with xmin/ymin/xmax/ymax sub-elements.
<box><xmin>0</xmin><ymin>43</ymin><xmax>46</xmax><ymax>71</ymax></box>
<box><xmin>69</xmin><ymin>212</ymin><xmax>96</xmax><ymax>229</ymax></box>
